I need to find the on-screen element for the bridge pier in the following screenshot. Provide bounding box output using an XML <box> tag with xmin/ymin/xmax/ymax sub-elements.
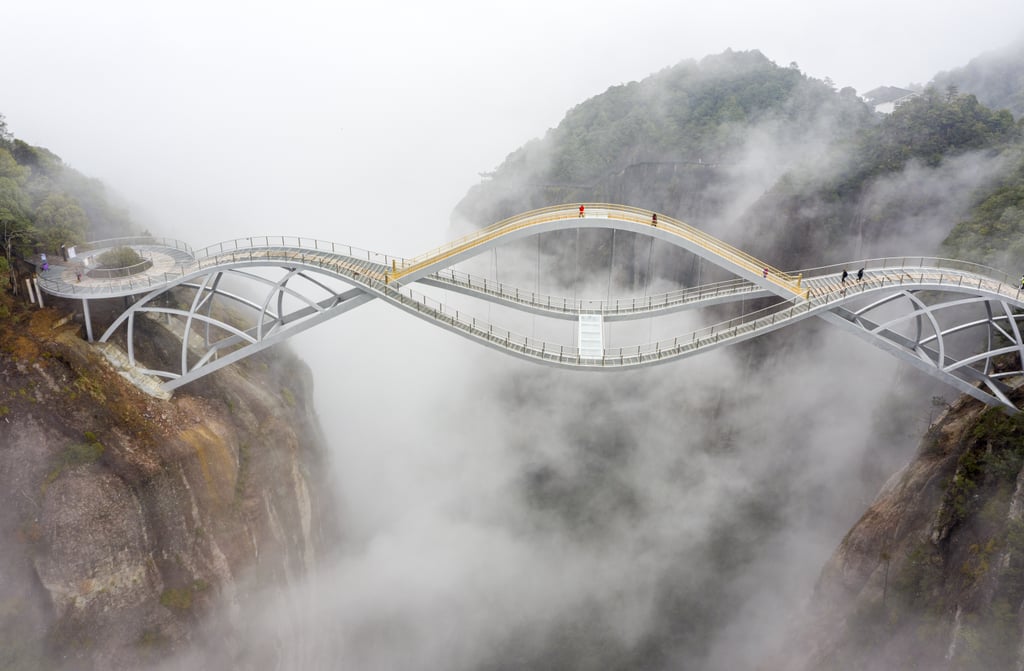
<box><xmin>82</xmin><ymin>297</ymin><xmax>94</xmax><ymax>342</ymax></box>
<box><xmin>33</xmin><ymin>277</ymin><xmax>44</xmax><ymax>308</ymax></box>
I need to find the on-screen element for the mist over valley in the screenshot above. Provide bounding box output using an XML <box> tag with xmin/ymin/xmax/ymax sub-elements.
<box><xmin>3</xmin><ymin>5</ymin><xmax>1024</xmax><ymax>670</ymax></box>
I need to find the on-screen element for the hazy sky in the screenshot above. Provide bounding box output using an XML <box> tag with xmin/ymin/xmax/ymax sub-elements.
<box><xmin>2</xmin><ymin>0</ymin><xmax>1023</xmax><ymax>254</ymax></box>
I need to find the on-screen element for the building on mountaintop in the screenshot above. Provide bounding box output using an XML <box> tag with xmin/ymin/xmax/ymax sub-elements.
<box><xmin>862</xmin><ymin>85</ymin><xmax>920</xmax><ymax>114</ymax></box>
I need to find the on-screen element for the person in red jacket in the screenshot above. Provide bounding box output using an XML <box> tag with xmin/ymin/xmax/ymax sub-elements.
<box><xmin>578</xmin><ymin>204</ymin><xmax>585</xmax><ymax>218</ymax></box>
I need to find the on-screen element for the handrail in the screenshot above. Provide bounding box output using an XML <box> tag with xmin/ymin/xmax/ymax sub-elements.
<box><xmin>389</xmin><ymin>204</ymin><xmax>797</xmax><ymax>290</ymax></box>
<box><xmin>87</xmin><ymin>258</ymin><xmax>154</xmax><ymax>279</ymax></box>
<box><xmin>792</xmin><ymin>256</ymin><xmax>1018</xmax><ymax>288</ymax></box>
<box><xmin>37</xmin><ymin>234</ymin><xmax>1024</xmax><ymax>311</ymax></box>
<box><xmin>77</xmin><ymin>236</ymin><xmax>194</xmax><ymax>255</ymax></box>
<box><xmin>189</xmin><ymin>235</ymin><xmax>406</xmax><ymax>270</ymax></box>
<box><xmin>379</xmin><ymin>263</ymin><xmax>1024</xmax><ymax>366</ymax></box>
<box><xmin>428</xmin><ymin>268</ymin><xmax>763</xmax><ymax>315</ymax></box>
<box><xmin>35</xmin><ymin>242</ymin><xmax>391</xmax><ymax>297</ymax></box>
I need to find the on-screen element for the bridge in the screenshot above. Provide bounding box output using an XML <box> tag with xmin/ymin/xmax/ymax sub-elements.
<box><xmin>32</xmin><ymin>203</ymin><xmax>1024</xmax><ymax>413</ymax></box>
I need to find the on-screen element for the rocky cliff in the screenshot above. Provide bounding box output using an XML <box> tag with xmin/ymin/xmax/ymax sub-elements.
<box><xmin>0</xmin><ymin>294</ymin><xmax>337</xmax><ymax>670</ymax></box>
<box><xmin>771</xmin><ymin>388</ymin><xmax>1024</xmax><ymax>671</ymax></box>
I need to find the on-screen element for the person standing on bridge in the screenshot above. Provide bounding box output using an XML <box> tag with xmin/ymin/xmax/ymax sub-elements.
<box><xmin>857</xmin><ymin>268</ymin><xmax>864</xmax><ymax>281</ymax></box>
<box><xmin>841</xmin><ymin>269</ymin><xmax>848</xmax><ymax>283</ymax></box>
<box><xmin>579</xmin><ymin>204</ymin><xmax>585</xmax><ymax>218</ymax></box>
<box><xmin>651</xmin><ymin>212</ymin><xmax>657</xmax><ymax>226</ymax></box>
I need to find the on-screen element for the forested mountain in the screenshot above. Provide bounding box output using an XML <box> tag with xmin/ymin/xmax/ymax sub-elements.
<box><xmin>745</xmin><ymin>87</ymin><xmax>1019</xmax><ymax>269</ymax></box>
<box><xmin>0</xmin><ymin>114</ymin><xmax>136</xmax><ymax>287</ymax></box>
<box><xmin>457</xmin><ymin>49</ymin><xmax>1023</xmax><ymax>272</ymax></box>
<box><xmin>932</xmin><ymin>39</ymin><xmax>1024</xmax><ymax>119</ymax></box>
<box><xmin>943</xmin><ymin>147</ymin><xmax>1024</xmax><ymax>267</ymax></box>
<box><xmin>457</xmin><ymin>49</ymin><xmax>872</xmax><ymax>228</ymax></box>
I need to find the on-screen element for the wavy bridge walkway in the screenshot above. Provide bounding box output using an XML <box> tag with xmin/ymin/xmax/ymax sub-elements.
<box><xmin>35</xmin><ymin>204</ymin><xmax>1024</xmax><ymax>413</ymax></box>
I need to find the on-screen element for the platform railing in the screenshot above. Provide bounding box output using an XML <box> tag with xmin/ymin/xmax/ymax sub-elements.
<box><xmin>77</xmin><ymin>236</ymin><xmax>194</xmax><ymax>255</ymax></box>
<box><xmin>376</xmin><ymin>260</ymin><xmax>1024</xmax><ymax>366</ymax></box>
<box><xmin>389</xmin><ymin>204</ymin><xmax>797</xmax><ymax>288</ymax></box>
<box><xmin>428</xmin><ymin>269</ymin><xmax>762</xmax><ymax>315</ymax></box>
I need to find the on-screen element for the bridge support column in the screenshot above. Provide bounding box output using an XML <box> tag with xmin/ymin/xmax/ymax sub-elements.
<box><xmin>33</xmin><ymin>278</ymin><xmax>44</xmax><ymax>308</ymax></box>
<box><xmin>82</xmin><ymin>298</ymin><xmax>94</xmax><ymax>342</ymax></box>
<box><xmin>25</xmin><ymin>278</ymin><xmax>35</xmax><ymax>304</ymax></box>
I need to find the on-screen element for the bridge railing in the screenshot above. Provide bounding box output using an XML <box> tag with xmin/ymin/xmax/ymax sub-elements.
<box><xmin>399</xmin><ymin>204</ymin><xmax>577</xmax><ymax>268</ymax></box>
<box><xmin>392</xmin><ymin>204</ymin><xmax>797</xmax><ymax>289</ymax></box>
<box><xmin>794</xmin><ymin>256</ymin><xmax>1017</xmax><ymax>287</ymax></box>
<box><xmin>603</xmin><ymin>204</ymin><xmax>798</xmax><ymax>285</ymax></box>
<box><xmin>189</xmin><ymin>235</ymin><xmax>405</xmax><ymax>272</ymax></box>
<box><xmin>391</xmin><ymin>205</ymin><xmax>586</xmax><ymax>281</ymax></box>
<box><xmin>389</xmin><ymin>255</ymin><xmax>1024</xmax><ymax>366</ymax></box>
<box><xmin>87</xmin><ymin>258</ymin><xmax>154</xmax><ymax>279</ymax></box>
<box><xmin>36</xmin><ymin>266</ymin><xmax>194</xmax><ymax>296</ymax></box>
<box><xmin>383</xmin><ymin>278</ymin><xmax>817</xmax><ymax>366</ymax></box>
<box><xmin>804</xmin><ymin>266</ymin><xmax>1024</xmax><ymax>305</ymax></box>
<box><xmin>77</xmin><ymin>236</ymin><xmax>194</xmax><ymax>256</ymax></box>
<box><xmin>430</xmin><ymin>268</ymin><xmax>761</xmax><ymax>314</ymax></box>
<box><xmin>36</xmin><ymin>237</ymin><xmax>401</xmax><ymax>297</ymax></box>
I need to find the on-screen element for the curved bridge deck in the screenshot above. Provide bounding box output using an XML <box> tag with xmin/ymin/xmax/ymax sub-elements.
<box><xmin>32</xmin><ymin>204</ymin><xmax>1024</xmax><ymax>412</ymax></box>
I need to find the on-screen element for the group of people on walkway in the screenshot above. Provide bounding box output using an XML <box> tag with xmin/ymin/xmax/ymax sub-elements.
<box><xmin>840</xmin><ymin>268</ymin><xmax>865</xmax><ymax>283</ymax></box>
<box><xmin>577</xmin><ymin>204</ymin><xmax>660</xmax><ymax>227</ymax></box>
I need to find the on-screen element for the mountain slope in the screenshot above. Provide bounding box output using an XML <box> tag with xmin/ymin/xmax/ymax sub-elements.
<box><xmin>771</xmin><ymin>392</ymin><xmax>1024</xmax><ymax>671</ymax></box>
<box><xmin>0</xmin><ymin>294</ymin><xmax>338</xmax><ymax>670</ymax></box>
<box><xmin>932</xmin><ymin>40</ymin><xmax>1024</xmax><ymax>119</ymax></box>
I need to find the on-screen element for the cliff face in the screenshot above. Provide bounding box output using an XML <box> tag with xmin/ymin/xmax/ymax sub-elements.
<box><xmin>775</xmin><ymin>390</ymin><xmax>1024</xmax><ymax>671</ymax></box>
<box><xmin>0</xmin><ymin>299</ymin><xmax>337</xmax><ymax>670</ymax></box>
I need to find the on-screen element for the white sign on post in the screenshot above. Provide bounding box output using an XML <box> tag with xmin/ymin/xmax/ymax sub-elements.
<box><xmin>578</xmin><ymin>314</ymin><xmax>604</xmax><ymax>359</ymax></box>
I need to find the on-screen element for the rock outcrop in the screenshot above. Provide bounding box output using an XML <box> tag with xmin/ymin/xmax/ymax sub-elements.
<box><xmin>0</xmin><ymin>299</ymin><xmax>337</xmax><ymax>669</ymax></box>
<box><xmin>771</xmin><ymin>389</ymin><xmax>1024</xmax><ymax>671</ymax></box>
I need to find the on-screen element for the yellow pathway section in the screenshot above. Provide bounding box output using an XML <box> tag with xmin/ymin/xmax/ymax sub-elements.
<box><xmin>387</xmin><ymin>204</ymin><xmax>803</xmax><ymax>297</ymax></box>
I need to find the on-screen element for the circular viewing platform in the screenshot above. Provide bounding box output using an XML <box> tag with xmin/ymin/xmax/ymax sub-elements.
<box><xmin>35</xmin><ymin>237</ymin><xmax>195</xmax><ymax>299</ymax></box>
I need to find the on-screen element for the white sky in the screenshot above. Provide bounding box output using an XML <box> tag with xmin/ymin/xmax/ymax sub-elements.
<box><xmin>2</xmin><ymin>0</ymin><xmax>1023</xmax><ymax>254</ymax></box>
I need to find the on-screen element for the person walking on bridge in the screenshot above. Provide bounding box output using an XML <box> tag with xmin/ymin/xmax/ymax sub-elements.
<box><xmin>579</xmin><ymin>204</ymin><xmax>585</xmax><ymax>218</ymax></box>
<box><xmin>857</xmin><ymin>268</ymin><xmax>864</xmax><ymax>281</ymax></box>
<box><xmin>841</xmin><ymin>269</ymin><xmax>848</xmax><ymax>283</ymax></box>
<box><xmin>651</xmin><ymin>212</ymin><xmax>657</xmax><ymax>226</ymax></box>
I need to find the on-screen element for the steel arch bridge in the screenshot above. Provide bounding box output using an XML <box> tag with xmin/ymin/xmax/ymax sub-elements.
<box><xmin>34</xmin><ymin>203</ymin><xmax>1024</xmax><ymax>413</ymax></box>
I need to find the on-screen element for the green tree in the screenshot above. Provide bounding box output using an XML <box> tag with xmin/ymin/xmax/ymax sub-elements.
<box><xmin>0</xmin><ymin>179</ymin><xmax>32</xmax><ymax>292</ymax></box>
<box><xmin>0</xmin><ymin>113</ymin><xmax>11</xmax><ymax>147</ymax></box>
<box><xmin>943</xmin><ymin>148</ymin><xmax>1024</xmax><ymax>264</ymax></box>
<box><xmin>96</xmin><ymin>245</ymin><xmax>143</xmax><ymax>269</ymax></box>
<box><xmin>0</xmin><ymin>184</ymin><xmax>31</xmax><ymax>248</ymax></box>
<box><xmin>0</xmin><ymin>148</ymin><xmax>33</xmax><ymax>286</ymax></box>
<box><xmin>0</xmin><ymin>147</ymin><xmax>26</xmax><ymax>183</ymax></box>
<box><xmin>33</xmin><ymin>192</ymin><xmax>88</xmax><ymax>252</ymax></box>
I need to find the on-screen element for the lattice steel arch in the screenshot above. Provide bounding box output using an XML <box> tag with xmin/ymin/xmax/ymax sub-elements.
<box><xmin>98</xmin><ymin>258</ymin><xmax>384</xmax><ymax>391</ymax></box>
<box><xmin>820</xmin><ymin>286</ymin><xmax>1024</xmax><ymax>410</ymax></box>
